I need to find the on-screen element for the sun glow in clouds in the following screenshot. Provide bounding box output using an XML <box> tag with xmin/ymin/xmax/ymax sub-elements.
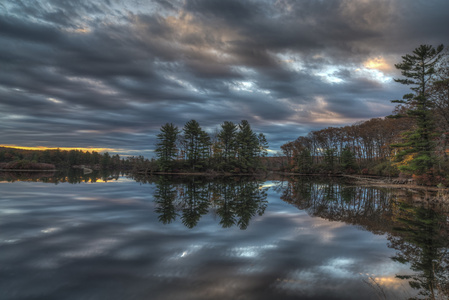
<box><xmin>357</xmin><ymin>56</ymin><xmax>393</xmax><ymax>83</ymax></box>
<box><xmin>363</xmin><ymin>57</ymin><xmax>390</xmax><ymax>71</ymax></box>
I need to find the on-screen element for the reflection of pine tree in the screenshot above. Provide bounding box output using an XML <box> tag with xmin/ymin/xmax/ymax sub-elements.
<box><xmin>153</xmin><ymin>177</ymin><xmax>178</xmax><ymax>224</ymax></box>
<box><xmin>152</xmin><ymin>177</ymin><xmax>268</xmax><ymax>229</ymax></box>
<box><xmin>215</xmin><ymin>181</ymin><xmax>237</xmax><ymax>228</ymax></box>
<box><xmin>388</xmin><ymin>203</ymin><xmax>449</xmax><ymax>299</ymax></box>
<box><xmin>180</xmin><ymin>179</ymin><xmax>210</xmax><ymax>228</ymax></box>
<box><xmin>234</xmin><ymin>181</ymin><xmax>268</xmax><ymax>230</ymax></box>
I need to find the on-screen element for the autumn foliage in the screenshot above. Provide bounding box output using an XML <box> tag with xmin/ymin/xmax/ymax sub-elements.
<box><xmin>281</xmin><ymin>117</ymin><xmax>412</xmax><ymax>175</ymax></box>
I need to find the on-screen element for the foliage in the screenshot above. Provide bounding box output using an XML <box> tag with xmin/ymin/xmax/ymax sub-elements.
<box><xmin>281</xmin><ymin>117</ymin><xmax>410</xmax><ymax>174</ymax></box>
<box><xmin>182</xmin><ymin>120</ymin><xmax>211</xmax><ymax>171</ymax></box>
<box><xmin>295</xmin><ymin>149</ymin><xmax>313</xmax><ymax>174</ymax></box>
<box><xmin>236</xmin><ymin>120</ymin><xmax>261</xmax><ymax>172</ymax></box>
<box><xmin>155</xmin><ymin>123</ymin><xmax>180</xmax><ymax>171</ymax></box>
<box><xmin>217</xmin><ymin>121</ymin><xmax>238</xmax><ymax>167</ymax></box>
<box><xmin>371</xmin><ymin>161</ymin><xmax>399</xmax><ymax>177</ymax></box>
<box><xmin>323</xmin><ymin>148</ymin><xmax>337</xmax><ymax>172</ymax></box>
<box><xmin>153</xmin><ymin>119</ymin><xmax>268</xmax><ymax>173</ymax></box>
<box><xmin>412</xmin><ymin>169</ymin><xmax>447</xmax><ymax>186</ymax></box>
<box><xmin>340</xmin><ymin>147</ymin><xmax>357</xmax><ymax>173</ymax></box>
<box><xmin>257</xmin><ymin>133</ymin><xmax>269</xmax><ymax>158</ymax></box>
<box><xmin>391</xmin><ymin>44</ymin><xmax>444</xmax><ymax>175</ymax></box>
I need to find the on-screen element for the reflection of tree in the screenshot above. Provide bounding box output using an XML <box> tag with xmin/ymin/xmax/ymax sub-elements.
<box><xmin>180</xmin><ymin>179</ymin><xmax>210</xmax><ymax>228</ymax></box>
<box><xmin>153</xmin><ymin>177</ymin><xmax>268</xmax><ymax>229</ymax></box>
<box><xmin>214</xmin><ymin>182</ymin><xmax>237</xmax><ymax>228</ymax></box>
<box><xmin>0</xmin><ymin>169</ymin><xmax>120</xmax><ymax>184</ymax></box>
<box><xmin>234</xmin><ymin>181</ymin><xmax>267</xmax><ymax>230</ymax></box>
<box><xmin>279</xmin><ymin>177</ymin><xmax>394</xmax><ymax>233</ymax></box>
<box><xmin>278</xmin><ymin>176</ymin><xmax>449</xmax><ymax>299</ymax></box>
<box><xmin>153</xmin><ymin>177</ymin><xmax>178</xmax><ymax>224</ymax></box>
<box><xmin>388</xmin><ymin>203</ymin><xmax>449</xmax><ymax>299</ymax></box>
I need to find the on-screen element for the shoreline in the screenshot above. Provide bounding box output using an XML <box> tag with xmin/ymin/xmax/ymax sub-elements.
<box><xmin>146</xmin><ymin>171</ymin><xmax>448</xmax><ymax>191</ymax></box>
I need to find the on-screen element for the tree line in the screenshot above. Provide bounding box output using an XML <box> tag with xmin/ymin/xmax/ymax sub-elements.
<box><xmin>280</xmin><ymin>117</ymin><xmax>412</xmax><ymax>175</ymax></box>
<box><xmin>281</xmin><ymin>44</ymin><xmax>449</xmax><ymax>185</ymax></box>
<box><xmin>0</xmin><ymin>147</ymin><xmax>150</xmax><ymax>171</ymax></box>
<box><xmin>155</xmin><ymin>119</ymin><xmax>268</xmax><ymax>173</ymax></box>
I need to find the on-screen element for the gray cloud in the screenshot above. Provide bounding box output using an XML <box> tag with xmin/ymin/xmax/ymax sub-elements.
<box><xmin>0</xmin><ymin>0</ymin><xmax>448</xmax><ymax>155</ymax></box>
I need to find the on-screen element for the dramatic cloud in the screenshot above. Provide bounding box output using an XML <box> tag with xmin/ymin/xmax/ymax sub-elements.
<box><xmin>1</xmin><ymin>0</ymin><xmax>448</xmax><ymax>155</ymax></box>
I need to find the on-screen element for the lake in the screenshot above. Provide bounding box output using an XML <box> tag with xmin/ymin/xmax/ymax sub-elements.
<box><xmin>1</xmin><ymin>172</ymin><xmax>448</xmax><ymax>300</ymax></box>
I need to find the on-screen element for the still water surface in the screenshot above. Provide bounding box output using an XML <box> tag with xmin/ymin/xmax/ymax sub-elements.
<box><xmin>1</xmin><ymin>173</ymin><xmax>448</xmax><ymax>299</ymax></box>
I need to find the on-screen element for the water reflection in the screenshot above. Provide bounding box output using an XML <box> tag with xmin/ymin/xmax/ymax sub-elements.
<box><xmin>2</xmin><ymin>173</ymin><xmax>449</xmax><ymax>299</ymax></box>
<box><xmin>0</xmin><ymin>169</ymin><xmax>122</xmax><ymax>184</ymax></box>
<box><xmin>279</xmin><ymin>177</ymin><xmax>395</xmax><ymax>232</ymax></box>
<box><xmin>389</xmin><ymin>203</ymin><xmax>449</xmax><ymax>299</ymax></box>
<box><xmin>278</xmin><ymin>176</ymin><xmax>449</xmax><ymax>299</ymax></box>
<box><xmin>152</xmin><ymin>177</ymin><xmax>268</xmax><ymax>229</ymax></box>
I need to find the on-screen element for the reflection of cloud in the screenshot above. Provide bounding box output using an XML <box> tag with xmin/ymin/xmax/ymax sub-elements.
<box><xmin>168</xmin><ymin>244</ymin><xmax>204</xmax><ymax>260</ymax></box>
<box><xmin>320</xmin><ymin>257</ymin><xmax>355</xmax><ymax>278</ymax></box>
<box><xmin>1</xmin><ymin>179</ymin><xmax>425</xmax><ymax>299</ymax></box>
<box><xmin>228</xmin><ymin>244</ymin><xmax>277</xmax><ymax>258</ymax></box>
<box><xmin>62</xmin><ymin>238</ymin><xmax>121</xmax><ymax>258</ymax></box>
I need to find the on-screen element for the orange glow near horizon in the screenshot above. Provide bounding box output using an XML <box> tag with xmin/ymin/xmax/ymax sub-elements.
<box><xmin>0</xmin><ymin>145</ymin><xmax>118</xmax><ymax>153</ymax></box>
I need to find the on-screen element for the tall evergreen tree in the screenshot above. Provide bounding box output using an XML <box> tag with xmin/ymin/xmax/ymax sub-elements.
<box><xmin>155</xmin><ymin>123</ymin><xmax>180</xmax><ymax>171</ymax></box>
<box><xmin>183</xmin><ymin>120</ymin><xmax>210</xmax><ymax>170</ymax></box>
<box><xmin>218</xmin><ymin>121</ymin><xmax>238</xmax><ymax>168</ymax></box>
<box><xmin>236</xmin><ymin>120</ymin><xmax>259</xmax><ymax>171</ymax></box>
<box><xmin>391</xmin><ymin>44</ymin><xmax>444</xmax><ymax>174</ymax></box>
<box><xmin>257</xmin><ymin>133</ymin><xmax>269</xmax><ymax>158</ymax></box>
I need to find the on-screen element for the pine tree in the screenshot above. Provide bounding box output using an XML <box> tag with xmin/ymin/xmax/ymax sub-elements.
<box><xmin>236</xmin><ymin>120</ymin><xmax>259</xmax><ymax>172</ymax></box>
<box><xmin>391</xmin><ymin>44</ymin><xmax>444</xmax><ymax>175</ymax></box>
<box><xmin>155</xmin><ymin>123</ymin><xmax>180</xmax><ymax>171</ymax></box>
<box><xmin>257</xmin><ymin>133</ymin><xmax>269</xmax><ymax>158</ymax></box>
<box><xmin>217</xmin><ymin>121</ymin><xmax>238</xmax><ymax>169</ymax></box>
<box><xmin>183</xmin><ymin>120</ymin><xmax>210</xmax><ymax>170</ymax></box>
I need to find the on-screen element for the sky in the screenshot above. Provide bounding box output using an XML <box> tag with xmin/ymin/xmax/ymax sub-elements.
<box><xmin>1</xmin><ymin>0</ymin><xmax>449</xmax><ymax>157</ymax></box>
